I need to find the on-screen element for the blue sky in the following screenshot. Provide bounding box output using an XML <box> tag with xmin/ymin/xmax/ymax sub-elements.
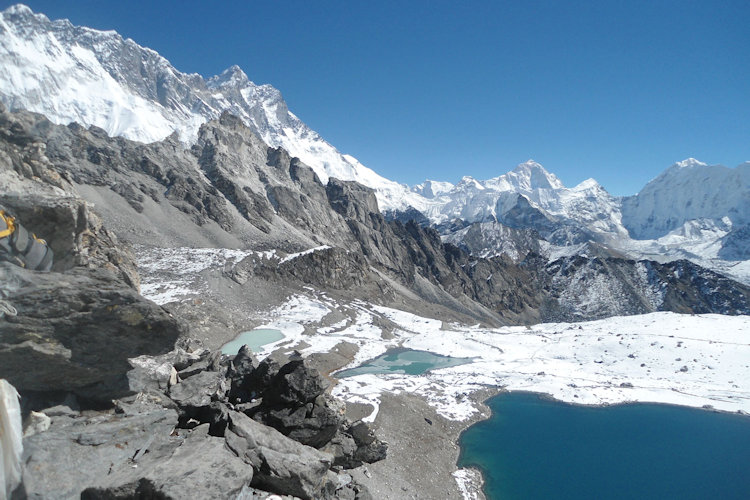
<box><xmin>3</xmin><ymin>1</ymin><xmax>749</xmax><ymax>195</ymax></box>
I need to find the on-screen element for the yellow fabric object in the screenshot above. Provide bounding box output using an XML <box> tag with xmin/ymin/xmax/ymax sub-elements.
<box><xmin>0</xmin><ymin>211</ymin><xmax>15</xmax><ymax>239</ymax></box>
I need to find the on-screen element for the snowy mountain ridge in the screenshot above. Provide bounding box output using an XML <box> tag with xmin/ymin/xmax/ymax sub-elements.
<box><xmin>0</xmin><ymin>3</ymin><xmax>423</xmax><ymax>211</ymax></box>
<box><xmin>416</xmin><ymin>160</ymin><xmax>628</xmax><ymax>245</ymax></box>
<box><xmin>622</xmin><ymin>158</ymin><xmax>750</xmax><ymax>239</ymax></box>
<box><xmin>1</xmin><ymin>4</ymin><xmax>749</xmax><ymax>284</ymax></box>
<box><xmin>416</xmin><ymin>158</ymin><xmax>750</xmax><ymax>285</ymax></box>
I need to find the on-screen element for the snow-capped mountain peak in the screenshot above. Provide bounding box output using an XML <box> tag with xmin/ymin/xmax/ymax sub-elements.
<box><xmin>673</xmin><ymin>157</ymin><xmax>708</xmax><ymax>169</ymax></box>
<box><xmin>484</xmin><ymin>160</ymin><xmax>565</xmax><ymax>192</ymax></box>
<box><xmin>207</xmin><ymin>65</ymin><xmax>251</xmax><ymax>88</ymax></box>
<box><xmin>572</xmin><ymin>178</ymin><xmax>603</xmax><ymax>191</ymax></box>
<box><xmin>411</xmin><ymin>179</ymin><xmax>455</xmax><ymax>199</ymax></box>
<box><xmin>4</xmin><ymin>3</ymin><xmax>32</xmax><ymax>16</ymax></box>
<box><xmin>622</xmin><ymin>159</ymin><xmax>750</xmax><ymax>240</ymax></box>
<box><xmin>456</xmin><ymin>176</ymin><xmax>485</xmax><ymax>191</ymax></box>
<box><xmin>0</xmin><ymin>4</ymin><xmax>427</xmax><ymax>211</ymax></box>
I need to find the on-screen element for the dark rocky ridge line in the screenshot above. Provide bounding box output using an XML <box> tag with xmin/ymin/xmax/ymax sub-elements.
<box><xmin>2</xmin><ymin>104</ymin><xmax>749</xmax><ymax>327</ymax></box>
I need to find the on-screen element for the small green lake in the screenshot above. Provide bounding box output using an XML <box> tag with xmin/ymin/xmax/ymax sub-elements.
<box><xmin>458</xmin><ymin>391</ymin><xmax>750</xmax><ymax>500</ymax></box>
<box><xmin>336</xmin><ymin>348</ymin><xmax>473</xmax><ymax>378</ymax></box>
<box><xmin>220</xmin><ymin>328</ymin><xmax>285</xmax><ymax>355</ymax></box>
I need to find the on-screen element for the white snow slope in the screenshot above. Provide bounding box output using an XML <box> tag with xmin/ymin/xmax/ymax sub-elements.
<box><xmin>622</xmin><ymin>158</ymin><xmax>750</xmax><ymax>239</ymax></box>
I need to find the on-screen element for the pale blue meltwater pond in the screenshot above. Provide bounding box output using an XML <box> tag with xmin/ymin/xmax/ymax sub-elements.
<box><xmin>336</xmin><ymin>348</ymin><xmax>473</xmax><ymax>378</ymax></box>
<box><xmin>220</xmin><ymin>328</ymin><xmax>285</xmax><ymax>355</ymax></box>
<box><xmin>458</xmin><ymin>392</ymin><xmax>750</xmax><ymax>500</ymax></box>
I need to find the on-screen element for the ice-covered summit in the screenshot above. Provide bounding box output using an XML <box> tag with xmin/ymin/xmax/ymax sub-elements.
<box><xmin>672</xmin><ymin>157</ymin><xmax>708</xmax><ymax>170</ymax></box>
<box><xmin>411</xmin><ymin>180</ymin><xmax>455</xmax><ymax>199</ymax></box>
<box><xmin>622</xmin><ymin>159</ymin><xmax>750</xmax><ymax>239</ymax></box>
<box><xmin>484</xmin><ymin>160</ymin><xmax>565</xmax><ymax>191</ymax></box>
<box><xmin>411</xmin><ymin>160</ymin><xmax>626</xmax><ymax>242</ymax></box>
<box><xmin>207</xmin><ymin>65</ymin><xmax>251</xmax><ymax>88</ymax></box>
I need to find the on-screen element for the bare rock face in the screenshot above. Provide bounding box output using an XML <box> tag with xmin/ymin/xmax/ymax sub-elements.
<box><xmin>538</xmin><ymin>254</ymin><xmax>750</xmax><ymax>321</ymax></box>
<box><xmin>81</xmin><ymin>424</ymin><xmax>253</xmax><ymax>500</ymax></box>
<box><xmin>276</xmin><ymin>247</ymin><xmax>370</xmax><ymax>290</ymax></box>
<box><xmin>0</xmin><ymin>104</ymin><xmax>183</xmax><ymax>402</ymax></box>
<box><xmin>326</xmin><ymin>178</ymin><xmax>380</xmax><ymax>222</ymax></box>
<box><xmin>261</xmin><ymin>359</ymin><xmax>328</xmax><ymax>406</ymax></box>
<box><xmin>20</xmin><ymin>404</ymin><xmax>179</xmax><ymax>499</ymax></box>
<box><xmin>1</xmin><ymin>193</ymin><xmax>141</xmax><ymax>289</ymax></box>
<box><xmin>442</xmin><ymin>220</ymin><xmax>543</xmax><ymax>262</ymax></box>
<box><xmin>227</xmin><ymin>410</ymin><xmax>338</xmax><ymax>500</ymax></box>
<box><xmin>0</xmin><ymin>104</ymin><xmax>140</xmax><ymax>288</ymax></box>
<box><xmin>0</xmin><ymin>263</ymin><xmax>183</xmax><ymax>401</ymax></box>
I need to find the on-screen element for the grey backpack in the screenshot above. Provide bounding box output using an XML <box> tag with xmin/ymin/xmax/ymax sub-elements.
<box><xmin>0</xmin><ymin>210</ymin><xmax>54</xmax><ymax>271</ymax></box>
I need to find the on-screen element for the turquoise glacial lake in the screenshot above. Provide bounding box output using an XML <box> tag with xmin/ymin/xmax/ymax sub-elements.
<box><xmin>459</xmin><ymin>392</ymin><xmax>750</xmax><ymax>500</ymax></box>
<box><xmin>220</xmin><ymin>328</ymin><xmax>285</xmax><ymax>355</ymax></box>
<box><xmin>336</xmin><ymin>348</ymin><xmax>473</xmax><ymax>378</ymax></box>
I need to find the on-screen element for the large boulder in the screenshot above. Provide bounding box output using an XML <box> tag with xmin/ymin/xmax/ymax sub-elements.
<box><xmin>19</xmin><ymin>404</ymin><xmax>178</xmax><ymax>499</ymax></box>
<box><xmin>253</xmin><ymin>394</ymin><xmax>346</xmax><ymax>449</ymax></box>
<box><xmin>323</xmin><ymin>421</ymin><xmax>388</xmax><ymax>469</ymax></box>
<box><xmin>0</xmin><ymin>264</ymin><xmax>183</xmax><ymax>402</ymax></box>
<box><xmin>168</xmin><ymin>369</ymin><xmax>229</xmax><ymax>436</ymax></box>
<box><xmin>262</xmin><ymin>359</ymin><xmax>328</xmax><ymax>406</ymax></box>
<box><xmin>81</xmin><ymin>424</ymin><xmax>253</xmax><ymax>500</ymax></box>
<box><xmin>226</xmin><ymin>345</ymin><xmax>259</xmax><ymax>402</ymax></box>
<box><xmin>226</xmin><ymin>410</ymin><xmax>337</xmax><ymax>500</ymax></box>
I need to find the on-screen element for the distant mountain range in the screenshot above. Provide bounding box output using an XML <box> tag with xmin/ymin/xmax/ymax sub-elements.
<box><xmin>1</xmin><ymin>4</ymin><xmax>748</xmax><ymax>285</ymax></box>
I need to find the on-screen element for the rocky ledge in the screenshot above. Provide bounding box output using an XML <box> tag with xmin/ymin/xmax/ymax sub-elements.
<box><xmin>18</xmin><ymin>344</ymin><xmax>385</xmax><ymax>500</ymax></box>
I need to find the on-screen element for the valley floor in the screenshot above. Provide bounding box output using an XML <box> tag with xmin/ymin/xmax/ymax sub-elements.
<box><xmin>138</xmin><ymin>248</ymin><xmax>750</xmax><ymax>499</ymax></box>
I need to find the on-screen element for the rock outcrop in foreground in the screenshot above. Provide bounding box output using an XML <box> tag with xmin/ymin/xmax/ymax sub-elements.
<box><xmin>19</xmin><ymin>345</ymin><xmax>382</xmax><ymax>500</ymax></box>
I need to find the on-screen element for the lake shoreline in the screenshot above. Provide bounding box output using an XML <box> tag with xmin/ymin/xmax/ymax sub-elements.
<box><xmin>345</xmin><ymin>385</ymin><xmax>499</xmax><ymax>499</ymax></box>
<box><xmin>225</xmin><ymin>299</ymin><xmax>750</xmax><ymax>499</ymax></box>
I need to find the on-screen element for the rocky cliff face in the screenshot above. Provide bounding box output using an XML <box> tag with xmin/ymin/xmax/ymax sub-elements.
<box><xmin>442</xmin><ymin>221</ymin><xmax>544</xmax><ymax>261</ymax></box>
<box><xmin>536</xmin><ymin>254</ymin><xmax>750</xmax><ymax>322</ymax></box>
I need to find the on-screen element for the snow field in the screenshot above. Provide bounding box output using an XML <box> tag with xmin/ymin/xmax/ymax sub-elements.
<box><xmin>263</xmin><ymin>296</ymin><xmax>750</xmax><ymax>424</ymax></box>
